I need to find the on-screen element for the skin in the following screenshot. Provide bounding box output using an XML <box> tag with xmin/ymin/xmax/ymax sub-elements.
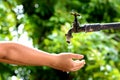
<box><xmin>0</xmin><ymin>41</ymin><xmax>85</xmax><ymax>72</ymax></box>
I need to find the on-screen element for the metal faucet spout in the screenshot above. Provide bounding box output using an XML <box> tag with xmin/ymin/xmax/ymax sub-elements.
<box><xmin>65</xmin><ymin>29</ymin><xmax>73</xmax><ymax>43</ymax></box>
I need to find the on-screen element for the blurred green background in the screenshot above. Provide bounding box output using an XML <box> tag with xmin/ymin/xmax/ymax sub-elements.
<box><xmin>0</xmin><ymin>0</ymin><xmax>120</xmax><ymax>80</ymax></box>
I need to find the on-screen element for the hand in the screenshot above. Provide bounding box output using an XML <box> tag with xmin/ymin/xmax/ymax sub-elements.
<box><xmin>50</xmin><ymin>53</ymin><xmax>85</xmax><ymax>72</ymax></box>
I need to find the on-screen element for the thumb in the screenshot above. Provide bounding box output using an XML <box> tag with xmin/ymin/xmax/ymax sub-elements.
<box><xmin>68</xmin><ymin>53</ymin><xmax>84</xmax><ymax>59</ymax></box>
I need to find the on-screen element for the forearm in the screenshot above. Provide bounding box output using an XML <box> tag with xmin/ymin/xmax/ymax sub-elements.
<box><xmin>0</xmin><ymin>42</ymin><xmax>55</xmax><ymax>66</ymax></box>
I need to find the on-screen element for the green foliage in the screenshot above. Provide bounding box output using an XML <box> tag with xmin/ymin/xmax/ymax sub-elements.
<box><xmin>0</xmin><ymin>0</ymin><xmax>120</xmax><ymax>80</ymax></box>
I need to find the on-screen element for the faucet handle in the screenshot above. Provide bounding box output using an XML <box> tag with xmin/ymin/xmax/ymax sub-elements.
<box><xmin>70</xmin><ymin>12</ymin><xmax>80</xmax><ymax>16</ymax></box>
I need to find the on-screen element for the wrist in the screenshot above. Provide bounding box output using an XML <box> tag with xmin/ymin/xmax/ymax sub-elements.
<box><xmin>0</xmin><ymin>43</ymin><xmax>9</xmax><ymax>59</ymax></box>
<box><xmin>45</xmin><ymin>54</ymin><xmax>58</xmax><ymax>68</ymax></box>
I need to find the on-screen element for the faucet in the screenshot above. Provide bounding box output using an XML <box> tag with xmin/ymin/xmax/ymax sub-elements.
<box><xmin>65</xmin><ymin>12</ymin><xmax>81</xmax><ymax>43</ymax></box>
<box><xmin>65</xmin><ymin>12</ymin><xmax>120</xmax><ymax>43</ymax></box>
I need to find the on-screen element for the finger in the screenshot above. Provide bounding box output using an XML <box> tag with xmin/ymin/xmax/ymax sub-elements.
<box><xmin>68</xmin><ymin>53</ymin><xmax>84</xmax><ymax>59</ymax></box>
<box><xmin>71</xmin><ymin>63</ymin><xmax>85</xmax><ymax>71</ymax></box>
<box><xmin>74</xmin><ymin>60</ymin><xmax>85</xmax><ymax>66</ymax></box>
<box><xmin>70</xmin><ymin>60</ymin><xmax>85</xmax><ymax>71</ymax></box>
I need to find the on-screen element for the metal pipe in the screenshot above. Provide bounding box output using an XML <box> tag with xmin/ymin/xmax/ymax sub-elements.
<box><xmin>79</xmin><ymin>22</ymin><xmax>120</xmax><ymax>32</ymax></box>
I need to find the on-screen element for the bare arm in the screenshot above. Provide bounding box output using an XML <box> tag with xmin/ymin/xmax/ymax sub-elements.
<box><xmin>0</xmin><ymin>42</ymin><xmax>85</xmax><ymax>71</ymax></box>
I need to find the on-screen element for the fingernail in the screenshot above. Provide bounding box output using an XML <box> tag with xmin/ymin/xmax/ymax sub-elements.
<box><xmin>81</xmin><ymin>55</ymin><xmax>84</xmax><ymax>58</ymax></box>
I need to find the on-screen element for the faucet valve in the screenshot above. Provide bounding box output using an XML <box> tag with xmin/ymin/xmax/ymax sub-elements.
<box><xmin>65</xmin><ymin>12</ymin><xmax>81</xmax><ymax>43</ymax></box>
